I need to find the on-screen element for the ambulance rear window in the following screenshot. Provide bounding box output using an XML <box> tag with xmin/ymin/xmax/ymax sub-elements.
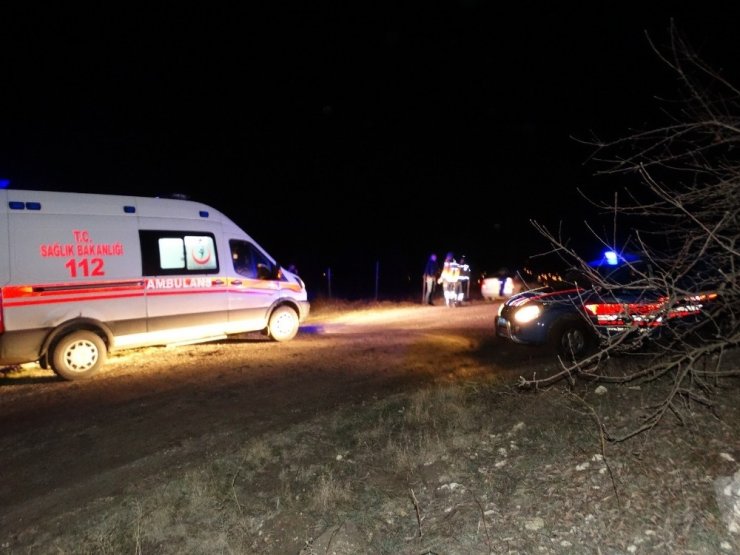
<box><xmin>139</xmin><ymin>230</ymin><xmax>219</xmax><ymax>275</ymax></box>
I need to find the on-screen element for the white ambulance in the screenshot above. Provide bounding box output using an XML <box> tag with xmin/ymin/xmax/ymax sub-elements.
<box><xmin>0</xmin><ymin>189</ymin><xmax>310</xmax><ymax>380</ymax></box>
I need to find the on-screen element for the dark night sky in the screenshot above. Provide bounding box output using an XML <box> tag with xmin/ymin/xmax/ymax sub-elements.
<box><xmin>2</xmin><ymin>3</ymin><xmax>739</xmax><ymax>298</ymax></box>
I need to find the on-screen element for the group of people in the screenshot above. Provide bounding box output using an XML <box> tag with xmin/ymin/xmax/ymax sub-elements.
<box><xmin>423</xmin><ymin>252</ymin><xmax>469</xmax><ymax>307</ymax></box>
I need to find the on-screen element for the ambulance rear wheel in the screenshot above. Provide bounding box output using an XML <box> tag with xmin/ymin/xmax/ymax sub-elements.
<box><xmin>267</xmin><ymin>306</ymin><xmax>300</xmax><ymax>342</ymax></box>
<box><xmin>51</xmin><ymin>330</ymin><xmax>107</xmax><ymax>380</ymax></box>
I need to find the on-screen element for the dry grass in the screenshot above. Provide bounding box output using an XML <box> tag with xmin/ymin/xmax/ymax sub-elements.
<box><xmin>13</xmin><ymin>373</ymin><xmax>740</xmax><ymax>554</ymax></box>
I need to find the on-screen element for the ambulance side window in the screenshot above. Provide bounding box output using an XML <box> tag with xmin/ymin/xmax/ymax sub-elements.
<box><xmin>230</xmin><ymin>239</ymin><xmax>274</xmax><ymax>280</ymax></box>
<box><xmin>140</xmin><ymin>230</ymin><xmax>219</xmax><ymax>275</ymax></box>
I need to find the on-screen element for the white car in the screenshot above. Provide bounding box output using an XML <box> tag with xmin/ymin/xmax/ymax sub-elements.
<box><xmin>481</xmin><ymin>276</ymin><xmax>515</xmax><ymax>300</ymax></box>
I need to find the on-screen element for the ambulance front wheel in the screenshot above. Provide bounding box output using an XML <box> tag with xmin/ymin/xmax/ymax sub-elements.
<box><xmin>51</xmin><ymin>330</ymin><xmax>107</xmax><ymax>381</ymax></box>
<box><xmin>267</xmin><ymin>306</ymin><xmax>300</xmax><ymax>342</ymax></box>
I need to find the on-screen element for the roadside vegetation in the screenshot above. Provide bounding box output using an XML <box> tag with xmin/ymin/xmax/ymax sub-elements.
<box><xmin>524</xmin><ymin>21</ymin><xmax>740</xmax><ymax>441</ymax></box>
<box><xmin>13</xmin><ymin>357</ymin><xmax>740</xmax><ymax>554</ymax></box>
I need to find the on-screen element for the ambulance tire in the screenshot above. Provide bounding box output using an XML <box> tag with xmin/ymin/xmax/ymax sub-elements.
<box><xmin>51</xmin><ymin>330</ymin><xmax>107</xmax><ymax>381</ymax></box>
<box><xmin>267</xmin><ymin>306</ymin><xmax>300</xmax><ymax>342</ymax></box>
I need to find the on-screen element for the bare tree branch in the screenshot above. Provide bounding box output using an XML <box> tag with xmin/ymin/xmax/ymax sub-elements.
<box><xmin>521</xmin><ymin>21</ymin><xmax>740</xmax><ymax>442</ymax></box>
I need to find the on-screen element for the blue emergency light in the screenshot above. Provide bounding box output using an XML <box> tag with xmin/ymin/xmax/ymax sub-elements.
<box><xmin>604</xmin><ymin>250</ymin><xmax>619</xmax><ymax>265</ymax></box>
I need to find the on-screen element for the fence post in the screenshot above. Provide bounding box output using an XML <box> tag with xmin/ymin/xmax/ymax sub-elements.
<box><xmin>374</xmin><ymin>260</ymin><xmax>380</xmax><ymax>301</ymax></box>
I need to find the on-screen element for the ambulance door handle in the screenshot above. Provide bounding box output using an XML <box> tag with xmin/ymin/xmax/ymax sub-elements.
<box><xmin>230</xmin><ymin>279</ymin><xmax>243</xmax><ymax>286</ymax></box>
<box><xmin>213</xmin><ymin>279</ymin><xmax>227</xmax><ymax>285</ymax></box>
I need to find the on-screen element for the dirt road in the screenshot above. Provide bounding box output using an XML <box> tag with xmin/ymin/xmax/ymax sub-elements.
<box><xmin>0</xmin><ymin>300</ymin><xmax>548</xmax><ymax>538</ymax></box>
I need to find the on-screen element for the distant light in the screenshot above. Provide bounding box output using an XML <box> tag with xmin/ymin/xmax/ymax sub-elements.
<box><xmin>604</xmin><ymin>250</ymin><xmax>619</xmax><ymax>265</ymax></box>
<box><xmin>0</xmin><ymin>179</ymin><xmax>10</xmax><ymax>189</ymax></box>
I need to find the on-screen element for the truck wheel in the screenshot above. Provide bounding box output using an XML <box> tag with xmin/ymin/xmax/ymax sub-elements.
<box><xmin>51</xmin><ymin>330</ymin><xmax>107</xmax><ymax>380</ymax></box>
<box><xmin>267</xmin><ymin>306</ymin><xmax>300</xmax><ymax>342</ymax></box>
<box><xmin>549</xmin><ymin>318</ymin><xmax>594</xmax><ymax>360</ymax></box>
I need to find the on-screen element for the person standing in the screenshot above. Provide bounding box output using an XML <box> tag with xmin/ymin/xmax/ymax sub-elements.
<box><xmin>457</xmin><ymin>255</ymin><xmax>470</xmax><ymax>302</ymax></box>
<box><xmin>422</xmin><ymin>253</ymin><xmax>439</xmax><ymax>305</ymax></box>
<box><xmin>438</xmin><ymin>252</ymin><xmax>461</xmax><ymax>307</ymax></box>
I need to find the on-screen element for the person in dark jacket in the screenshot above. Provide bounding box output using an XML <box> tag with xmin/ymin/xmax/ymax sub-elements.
<box><xmin>423</xmin><ymin>253</ymin><xmax>439</xmax><ymax>305</ymax></box>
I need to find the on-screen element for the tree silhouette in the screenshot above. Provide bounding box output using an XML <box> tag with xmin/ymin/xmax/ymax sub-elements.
<box><xmin>522</xmin><ymin>20</ymin><xmax>739</xmax><ymax>441</ymax></box>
